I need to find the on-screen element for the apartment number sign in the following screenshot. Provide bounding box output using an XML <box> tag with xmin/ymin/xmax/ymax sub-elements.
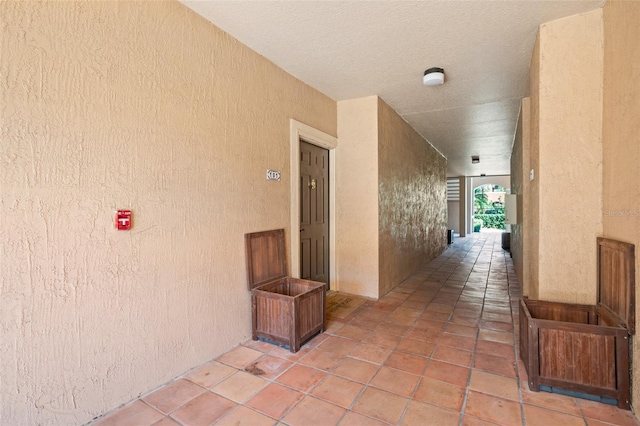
<box><xmin>266</xmin><ymin>169</ymin><xmax>281</xmax><ymax>181</ymax></box>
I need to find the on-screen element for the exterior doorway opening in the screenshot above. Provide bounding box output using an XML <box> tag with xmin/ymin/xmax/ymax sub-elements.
<box><xmin>473</xmin><ymin>183</ymin><xmax>507</xmax><ymax>233</ymax></box>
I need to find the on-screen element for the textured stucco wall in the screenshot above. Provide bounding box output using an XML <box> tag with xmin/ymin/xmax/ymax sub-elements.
<box><xmin>336</xmin><ymin>97</ymin><xmax>379</xmax><ymax>299</ymax></box>
<box><xmin>528</xmin><ymin>35</ymin><xmax>541</xmax><ymax>299</ymax></box>
<box><xmin>377</xmin><ymin>98</ymin><xmax>447</xmax><ymax>297</ymax></box>
<box><xmin>601</xmin><ymin>0</ymin><xmax>640</xmax><ymax>412</ymax></box>
<box><xmin>536</xmin><ymin>10</ymin><xmax>603</xmax><ymax>303</ymax></box>
<box><xmin>510</xmin><ymin>98</ymin><xmax>530</xmax><ymax>296</ymax></box>
<box><xmin>0</xmin><ymin>1</ymin><xmax>336</xmax><ymax>424</ymax></box>
<box><xmin>510</xmin><ymin>104</ymin><xmax>524</xmax><ymax>292</ymax></box>
<box><xmin>524</xmin><ymin>1</ymin><xmax>640</xmax><ymax>407</ymax></box>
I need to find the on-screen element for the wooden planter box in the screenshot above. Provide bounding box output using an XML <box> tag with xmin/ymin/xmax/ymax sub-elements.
<box><xmin>245</xmin><ymin>229</ymin><xmax>326</xmax><ymax>353</ymax></box>
<box><xmin>519</xmin><ymin>237</ymin><xmax>635</xmax><ymax>409</ymax></box>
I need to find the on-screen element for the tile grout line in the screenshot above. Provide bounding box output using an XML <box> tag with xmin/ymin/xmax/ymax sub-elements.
<box><xmin>310</xmin><ymin>307</ymin><xmax>391</xmax><ymax>426</ymax></box>
<box><xmin>456</xmin><ymin>236</ymin><xmax>486</xmax><ymax>426</ymax></box>
<box><xmin>506</xmin><ymin>245</ymin><xmax>528</xmax><ymax>426</ymax></box>
<box><xmin>346</xmin><ymin>277</ymin><xmax>431</xmax><ymax>425</ymax></box>
<box><xmin>310</xmin><ymin>291</ymin><xmax>417</xmax><ymax>425</ymax></box>
<box><xmin>396</xmin><ymin>269</ymin><xmax>452</xmax><ymax>426</ymax></box>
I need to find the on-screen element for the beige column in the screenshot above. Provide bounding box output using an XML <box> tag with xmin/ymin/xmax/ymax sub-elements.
<box><xmin>459</xmin><ymin>176</ymin><xmax>467</xmax><ymax>237</ymax></box>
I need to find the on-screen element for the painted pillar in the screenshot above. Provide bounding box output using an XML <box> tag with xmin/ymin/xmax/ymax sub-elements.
<box><xmin>459</xmin><ymin>176</ymin><xmax>467</xmax><ymax>237</ymax></box>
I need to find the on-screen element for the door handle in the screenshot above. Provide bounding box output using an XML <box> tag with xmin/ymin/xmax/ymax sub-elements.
<box><xmin>300</xmin><ymin>229</ymin><xmax>305</xmax><ymax>232</ymax></box>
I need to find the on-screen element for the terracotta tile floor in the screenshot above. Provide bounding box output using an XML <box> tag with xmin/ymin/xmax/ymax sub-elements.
<box><xmin>92</xmin><ymin>234</ymin><xmax>640</xmax><ymax>426</ymax></box>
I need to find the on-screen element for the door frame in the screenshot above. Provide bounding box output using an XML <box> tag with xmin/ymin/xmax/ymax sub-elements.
<box><xmin>289</xmin><ymin>119</ymin><xmax>337</xmax><ymax>289</ymax></box>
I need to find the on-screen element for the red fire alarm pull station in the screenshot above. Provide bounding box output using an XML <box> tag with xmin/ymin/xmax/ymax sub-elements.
<box><xmin>115</xmin><ymin>210</ymin><xmax>132</xmax><ymax>230</ymax></box>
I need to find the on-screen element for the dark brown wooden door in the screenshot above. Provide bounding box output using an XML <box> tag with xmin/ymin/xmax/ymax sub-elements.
<box><xmin>300</xmin><ymin>140</ymin><xmax>329</xmax><ymax>287</ymax></box>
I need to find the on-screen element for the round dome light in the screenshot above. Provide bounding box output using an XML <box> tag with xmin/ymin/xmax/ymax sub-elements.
<box><xmin>423</xmin><ymin>67</ymin><xmax>445</xmax><ymax>86</ymax></box>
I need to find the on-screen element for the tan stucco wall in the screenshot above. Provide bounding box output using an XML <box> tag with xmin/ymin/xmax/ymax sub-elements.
<box><xmin>521</xmin><ymin>1</ymin><xmax>640</xmax><ymax>409</ymax></box>
<box><xmin>528</xmin><ymin>35</ymin><xmax>541</xmax><ymax>299</ymax></box>
<box><xmin>459</xmin><ymin>176</ymin><xmax>467</xmax><ymax>237</ymax></box>
<box><xmin>536</xmin><ymin>10</ymin><xmax>604</xmax><ymax>303</ymax></box>
<box><xmin>335</xmin><ymin>96</ymin><xmax>446</xmax><ymax>299</ymax></box>
<box><xmin>0</xmin><ymin>1</ymin><xmax>336</xmax><ymax>424</ymax></box>
<box><xmin>336</xmin><ymin>96</ymin><xmax>380</xmax><ymax>298</ymax></box>
<box><xmin>377</xmin><ymin>98</ymin><xmax>447</xmax><ymax>296</ymax></box>
<box><xmin>447</xmin><ymin>200</ymin><xmax>460</xmax><ymax>233</ymax></box>
<box><xmin>601</xmin><ymin>0</ymin><xmax>640</xmax><ymax>412</ymax></box>
<box><xmin>510</xmin><ymin>98</ymin><xmax>531</xmax><ymax>296</ymax></box>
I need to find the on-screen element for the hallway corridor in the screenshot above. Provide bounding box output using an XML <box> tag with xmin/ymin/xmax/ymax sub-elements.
<box><xmin>93</xmin><ymin>234</ymin><xmax>639</xmax><ymax>426</ymax></box>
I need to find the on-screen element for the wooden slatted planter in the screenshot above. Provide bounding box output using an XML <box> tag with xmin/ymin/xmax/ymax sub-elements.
<box><xmin>245</xmin><ymin>229</ymin><xmax>326</xmax><ymax>353</ymax></box>
<box><xmin>520</xmin><ymin>237</ymin><xmax>635</xmax><ymax>409</ymax></box>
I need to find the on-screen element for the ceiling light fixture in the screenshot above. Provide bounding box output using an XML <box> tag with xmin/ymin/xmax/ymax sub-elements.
<box><xmin>471</xmin><ymin>156</ymin><xmax>480</xmax><ymax>164</ymax></box>
<box><xmin>423</xmin><ymin>67</ymin><xmax>445</xmax><ymax>86</ymax></box>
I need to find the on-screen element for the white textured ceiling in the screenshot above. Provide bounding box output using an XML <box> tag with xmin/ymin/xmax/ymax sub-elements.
<box><xmin>181</xmin><ymin>0</ymin><xmax>604</xmax><ymax>177</ymax></box>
